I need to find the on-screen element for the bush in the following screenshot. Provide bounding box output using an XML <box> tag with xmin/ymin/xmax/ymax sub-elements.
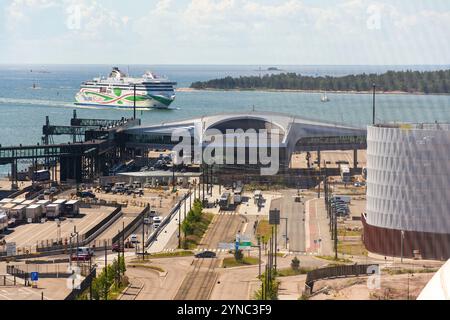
<box><xmin>291</xmin><ymin>257</ymin><xmax>300</xmax><ymax>271</ymax></box>
<box><xmin>234</xmin><ymin>249</ymin><xmax>244</xmax><ymax>262</ymax></box>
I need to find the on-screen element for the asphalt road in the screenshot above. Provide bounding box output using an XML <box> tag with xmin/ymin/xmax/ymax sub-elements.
<box><xmin>270</xmin><ymin>190</ymin><xmax>306</xmax><ymax>253</ymax></box>
<box><xmin>199</xmin><ymin>213</ymin><xmax>246</xmax><ymax>250</ymax></box>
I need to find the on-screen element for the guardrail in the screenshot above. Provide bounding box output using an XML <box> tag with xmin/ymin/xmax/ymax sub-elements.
<box><xmin>84</xmin><ymin>206</ymin><xmax>122</xmax><ymax>242</ymax></box>
<box><xmin>145</xmin><ymin>191</ymin><xmax>191</xmax><ymax>248</ymax></box>
<box><xmin>305</xmin><ymin>264</ymin><xmax>379</xmax><ymax>294</ymax></box>
<box><xmin>112</xmin><ymin>206</ymin><xmax>149</xmax><ymax>245</ymax></box>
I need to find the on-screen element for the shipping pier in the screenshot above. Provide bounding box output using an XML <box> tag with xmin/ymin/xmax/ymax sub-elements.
<box><xmin>0</xmin><ymin>110</ymin><xmax>141</xmax><ymax>186</ymax></box>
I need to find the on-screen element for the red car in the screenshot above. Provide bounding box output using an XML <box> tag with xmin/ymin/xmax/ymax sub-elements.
<box><xmin>112</xmin><ymin>243</ymin><xmax>124</xmax><ymax>252</ymax></box>
<box><xmin>71</xmin><ymin>247</ymin><xmax>94</xmax><ymax>261</ymax></box>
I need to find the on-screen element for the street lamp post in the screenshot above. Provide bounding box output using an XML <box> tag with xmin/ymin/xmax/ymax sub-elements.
<box><xmin>372</xmin><ymin>83</ymin><xmax>376</xmax><ymax>125</ymax></box>
<box><xmin>280</xmin><ymin>218</ymin><xmax>288</xmax><ymax>249</ymax></box>
<box><xmin>142</xmin><ymin>211</ymin><xmax>146</xmax><ymax>261</ymax></box>
<box><xmin>122</xmin><ymin>219</ymin><xmax>125</xmax><ymax>274</ymax></box>
<box><xmin>401</xmin><ymin>230</ymin><xmax>405</xmax><ymax>264</ymax></box>
<box><xmin>334</xmin><ymin>207</ymin><xmax>338</xmax><ymax>260</ymax></box>
<box><xmin>257</xmin><ymin>236</ymin><xmax>262</xmax><ymax>279</ymax></box>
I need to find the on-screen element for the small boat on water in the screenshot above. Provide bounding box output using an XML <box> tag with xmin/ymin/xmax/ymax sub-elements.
<box><xmin>321</xmin><ymin>93</ymin><xmax>330</xmax><ymax>102</ymax></box>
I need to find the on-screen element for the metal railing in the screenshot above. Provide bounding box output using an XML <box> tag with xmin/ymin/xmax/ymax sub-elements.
<box><xmin>305</xmin><ymin>264</ymin><xmax>379</xmax><ymax>294</ymax></box>
<box><xmin>112</xmin><ymin>206</ymin><xmax>149</xmax><ymax>245</ymax></box>
<box><xmin>145</xmin><ymin>191</ymin><xmax>191</xmax><ymax>247</ymax></box>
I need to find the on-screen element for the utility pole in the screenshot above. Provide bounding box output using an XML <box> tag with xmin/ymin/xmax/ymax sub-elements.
<box><xmin>334</xmin><ymin>206</ymin><xmax>338</xmax><ymax>260</ymax></box>
<box><xmin>274</xmin><ymin>225</ymin><xmax>278</xmax><ymax>272</ymax></box>
<box><xmin>257</xmin><ymin>236</ymin><xmax>261</xmax><ymax>279</ymax></box>
<box><xmin>117</xmin><ymin>229</ymin><xmax>121</xmax><ymax>286</ymax></box>
<box><xmin>122</xmin><ymin>220</ymin><xmax>125</xmax><ymax>274</ymax></box>
<box><xmin>372</xmin><ymin>83</ymin><xmax>376</xmax><ymax>125</ymax></box>
<box><xmin>401</xmin><ymin>230</ymin><xmax>405</xmax><ymax>264</ymax></box>
<box><xmin>280</xmin><ymin>218</ymin><xmax>288</xmax><ymax>249</ymax></box>
<box><xmin>133</xmin><ymin>84</ymin><xmax>137</xmax><ymax>120</ymax></box>
<box><xmin>189</xmin><ymin>187</ymin><xmax>192</xmax><ymax>210</ymax></box>
<box><xmin>178</xmin><ymin>205</ymin><xmax>181</xmax><ymax>249</ymax></box>
<box><xmin>202</xmin><ymin>165</ymin><xmax>206</xmax><ymax>204</ymax></box>
<box><xmin>142</xmin><ymin>212</ymin><xmax>145</xmax><ymax>261</ymax></box>
<box><xmin>104</xmin><ymin>240</ymin><xmax>108</xmax><ymax>300</ymax></box>
<box><xmin>172</xmin><ymin>163</ymin><xmax>176</xmax><ymax>193</ymax></box>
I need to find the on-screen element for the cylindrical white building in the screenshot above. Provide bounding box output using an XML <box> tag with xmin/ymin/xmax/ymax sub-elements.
<box><xmin>363</xmin><ymin>124</ymin><xmax>450</xmax><ymax>260</ymax></box>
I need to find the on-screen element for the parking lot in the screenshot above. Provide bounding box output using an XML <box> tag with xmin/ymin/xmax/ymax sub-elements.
<box><xmin>2</xmin><ymin>206</ymin><xmax>116</xmax><ymax>250</ymax></box>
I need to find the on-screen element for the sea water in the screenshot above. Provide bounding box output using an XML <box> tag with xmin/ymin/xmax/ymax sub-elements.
<box><xmin>0</xmin><ymin>64</ymin><xmax>450</xmax><ymax>174</ymax></box>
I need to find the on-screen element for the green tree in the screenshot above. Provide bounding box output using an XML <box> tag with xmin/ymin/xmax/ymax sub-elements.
<box><xmin>291</xmin><ymin>256</ymin><xmax>300</xmax><ymax>271</ymax></box>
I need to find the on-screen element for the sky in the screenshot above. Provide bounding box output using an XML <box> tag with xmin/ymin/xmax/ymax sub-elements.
<box><xmin>0</xmin><ymin>0</ymin><xmax>450</xmax><ymax>65</ymax></box>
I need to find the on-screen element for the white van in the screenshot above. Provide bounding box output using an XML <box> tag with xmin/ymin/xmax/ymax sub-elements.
<box><xmin>130</xmin><ymin>234</ymin><xmax>139</xmax><ymax>243</ymax></box>
<box><xmin>153</xmin><ymin>216</ymin><xmax>162</xmax><ymax>229</ymax></box>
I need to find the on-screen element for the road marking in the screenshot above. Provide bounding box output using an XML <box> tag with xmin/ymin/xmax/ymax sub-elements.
<box><xmin>305</xmin><ymin>200</ymin><xmax>311</xmax><ymax>251</ymax></box>
<box><xmin>315</xmin><ymin>201</ymin><xmax>322</xmax><ymax>255</ymax></box>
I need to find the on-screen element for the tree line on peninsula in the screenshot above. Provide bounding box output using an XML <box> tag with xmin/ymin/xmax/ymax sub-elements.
<box><xmin>190</xmin><ymin>69</ymin><xmax>450</xmax><ymax>94</ymax></box>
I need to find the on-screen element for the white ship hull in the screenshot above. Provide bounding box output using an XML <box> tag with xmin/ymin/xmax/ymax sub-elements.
<box><xmin>75</xmin><ymin>67</ymin><xmax>176</xmax><ymax>110</ymax></box>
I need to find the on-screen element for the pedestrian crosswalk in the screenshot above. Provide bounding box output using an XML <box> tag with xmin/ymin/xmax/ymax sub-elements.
<box><xmin>216</xmin><ymin>212</ymin><xmax>238</xmax><ymax>216</ymax></box>
<box><xmin>193</xmin><ymin>248</ymin><xmax>230</xmax><ymax>253</ymax></box>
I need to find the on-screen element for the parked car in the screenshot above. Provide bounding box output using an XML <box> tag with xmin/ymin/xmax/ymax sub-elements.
<box><xmin>195</xmin><ymin>251</ymin><xmax>216</xmax><ymax>259</ymax></box>
<box><xmin>77</xmin><ymin>191</ymin><xmax>96</xmax><ymax>199</ymax></box>
<box><xmin>112</xmin><ymin>243</ymin><xmax>124</xmax><ymax>252</ymax></box>
<box><xmin>130</xmin><ymin>234</ymin><xmax>139</xmax><ymax>244</ymax></box>
<box><xmin>71</xmin><ymin>247</ymin><xmax>94</xmax><ymax>261</ymax></box>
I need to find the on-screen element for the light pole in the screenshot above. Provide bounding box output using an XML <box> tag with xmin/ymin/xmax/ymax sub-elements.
<box><xmin>372</xmin><ymin>83</ymin><xmax>376</xmax><ymax>125</ymax></box>
<box><xmin>401</xmin><ymin>230</ymin><xmax>405</xmax><ymax>264</ymax></box>
<box><xmin>257</xmin><ymin>236</ymin><xmax>262</xmax><ymax>279</ymax></box>
<box><xmin>142</xmin><ymin>211</ymin><xmax>146</xmax><ymax>261</ymax></box>
<box><xmin>334</xmin><ymin>206</ymin><xmax>338</xmax><ymax>260</ymax></box>
<box><xmin>133</xmin><ymin>84</ymin><xmax>137</xmax><ymax>120</ymax></box>
<box><xmin>280</xmin><ymin>217</ymin><xmax>288</xmax><ymax>249</ymax></box>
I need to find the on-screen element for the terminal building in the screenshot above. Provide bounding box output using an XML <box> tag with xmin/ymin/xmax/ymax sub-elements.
<box><xmin>123</xmin><ymin>112</ymin><xmax>367</xmax><ymax>185</ymax></box>
<box><xmin>363</xmin><ymin>123</ymin><xmax>450</xmax><ymax>260</ymax></box>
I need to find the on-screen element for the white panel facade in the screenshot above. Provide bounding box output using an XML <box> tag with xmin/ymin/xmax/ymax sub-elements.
<box><xmin>366</xmin><ymin>124</ymin><xmax>450</xmax><ymax>234</ymax></box>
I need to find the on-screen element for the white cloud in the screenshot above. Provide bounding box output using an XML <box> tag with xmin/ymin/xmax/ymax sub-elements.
<box><xmin>2</xmin><ymin>0</ymin><xmax>450</xmax><ymax>64</ymax></box>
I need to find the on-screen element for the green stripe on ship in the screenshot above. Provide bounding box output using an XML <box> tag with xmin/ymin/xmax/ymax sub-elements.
<box><xmin>148</xmin><ymin>94</ymin><xmax>173</xmax><ymax>106</ymax></box>
<box><xmin>124</xmin><ymin>95</ymin><xmax>151</xmax><ymax>102</ymax></box>
<box><xmin>85</xmin><ymin>92</ymin><xmax>114</xmax><ymax>101</ymax></box>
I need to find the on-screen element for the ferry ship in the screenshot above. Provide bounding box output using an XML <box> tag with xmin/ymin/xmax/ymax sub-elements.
<box><xmin>75</xmin><ymin>67</ymin><xmax>177</xmax><ymax>109</ymax></box>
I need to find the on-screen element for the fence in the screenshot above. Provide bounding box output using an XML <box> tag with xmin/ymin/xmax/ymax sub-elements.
<box><xmin>7</xmin><ymin>264</ymin><xmax>72</xmax><ymax>279</ymax></box>
<box><xmin>145</xmin><ymin>191</ymin><xmax>191</xmax><ymax>247</ymax></box>
<box><xmin>65</xmin><ymin>268</ymin><xmax>97</xmax><ymax>300</ymax></box>
<box><xmin>6</xmin><ymin>265</ymin><xmax>29</xmax><ymax>285</ymax></box>
<box><xmin>305</xmin><ymin>264</ymin><xmax>379</xmax><ymax>294</ymax></box>
<box><xmin>112</xmin><ymin>206</ymin><xmax>149</xmax><ymax>245</ymax></box>
<box><xmin>0</xmin><ymin>274</ymin><xmax>19</xmax><ymax>286</ymax></box>
<box><xmin>34</xmin><ymin>206</ymin><xmax>121</xmax><ymax>254</ymax></box>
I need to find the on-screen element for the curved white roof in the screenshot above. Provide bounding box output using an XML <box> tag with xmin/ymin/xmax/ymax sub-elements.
<box><xmin>418</xmin><ymin>259</ymin><xmax>450</xmax><ymax>300</ymax></box>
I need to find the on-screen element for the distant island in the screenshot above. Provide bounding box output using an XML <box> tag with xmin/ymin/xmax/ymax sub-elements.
<box><xmin>190</xmin><ymin>69</ymin><xmax>450</xmax><ymax>94</ymax></box>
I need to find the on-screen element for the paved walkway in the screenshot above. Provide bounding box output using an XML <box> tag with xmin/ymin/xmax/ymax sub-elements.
<box><xmin>305</xmin><ymin>198</ymin><xmax>333</xmax><ymax>256</ymax></box>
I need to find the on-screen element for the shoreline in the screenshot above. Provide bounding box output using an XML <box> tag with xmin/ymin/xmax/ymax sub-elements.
<box><xmin>177</xmin><ymin>87</ymin><xmax>448</xmax><ymax>96</ymax></box>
